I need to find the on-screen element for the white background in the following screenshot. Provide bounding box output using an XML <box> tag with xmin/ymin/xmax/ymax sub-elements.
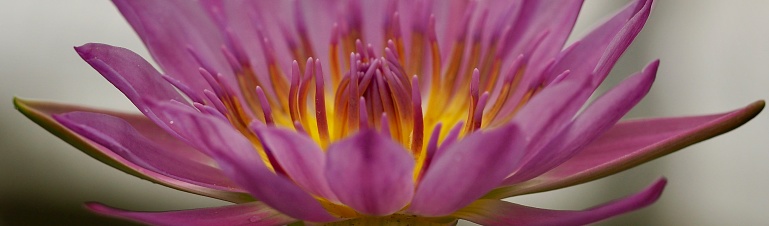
<box><xmin>0</xmin><ymin>1</ymin><xmax>767</xmax><ymax>225</ymax></box>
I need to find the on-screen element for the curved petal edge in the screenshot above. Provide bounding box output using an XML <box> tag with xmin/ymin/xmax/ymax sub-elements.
<box><xmin>86</xmin><ymin>202</ymin><xmax>297</xmax><ymax>226</ymax></box>
<box><xmin>456</xmin><ymin>178</ymin><xmax>667</xmax><ymax>226</ymax></box>
<box><xmin>486</xmin><ymin>100</ymin><xmax>764</xmax><ymax>199</ymax></box>
<box><xmin>13</xmin><ymin>97</ymin><xmax>253</xmax><ymax>203</ymax></box>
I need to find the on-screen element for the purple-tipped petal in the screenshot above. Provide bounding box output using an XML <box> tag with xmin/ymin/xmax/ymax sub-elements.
<box><xmin>156</xmin><ymin>103</ymin><xmax>336</xmax><ymax>222</ymax></box>
<box><xmin>502</xmin><ymin>0</ymin><xmax>584</xmax><ymax>74</ymax></box>
<box><xmin>219</xmin><ymin>1</ymin><xmax>333</xmax><ymax>69</ymax></box>
<box><xmin>548</xmin><ymin>0</ymin><xmax>652</xmax><ymax>87</ymax></box>
<box><xmin>592</xmin><ymin>0</ymin><xmax>653</xmax><ymax>85</ymax></box>
<box><xmin>513</xmin><ymin>75</ymin><xmax>592</xmax><ymax>155</ymax></box>
<box><xmin>487</xmin><ymin>101</ymin><xmax>764</xmax><ymax>199</ymax></box>
<box><xmin>75</xmin><ymin>43</ymin><xmax>189</xmax><ymax>134</ymax></box>
<box><xmin>87</xmin><ymin>202</ymin><xmax>297</xmax><ymax>226</ymax></box>
<box><xmin>503</xmin><ymin>60</ymin><xmax>658</xmax><ymax>186</ymax></box>
<box><xmin>251</xmin><ymin>126</ymin><xmax>339</xmax><ymax>202</ymax></box>
<box><xmin>54</xmin><ymin>111</ymin><xmax>242</xmax><ymax>192</ymax></box>
<box><xmin>13</xmin><ymin>98</ymin><xmax>252</xmax><ymax>203</ymax></box>
<box><xmin>455</xmin><ymin>178</ymin><xmax>667</xmax><ymax>226</ymax></box>
<box><xmin>324</xmin><ymin>130</ymin><xmax>415</xmax><ymax>216</ymax></box>
<box><xmin>408</xmin><ymin>124</ymin><xmax>524</xmax><ymax>217</ymax></box>
<box><xmin>112</xmin><ymin>0</ymin><xmax>230</xmax><ymax>95</ymax></box>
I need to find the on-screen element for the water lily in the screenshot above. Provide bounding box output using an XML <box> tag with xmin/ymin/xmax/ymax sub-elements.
<box><xmin>14</xmin><ymin>0</ymin><xmax>764</xmax><ymax>225</ymax></box>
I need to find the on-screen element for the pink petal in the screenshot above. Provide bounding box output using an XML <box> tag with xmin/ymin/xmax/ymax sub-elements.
<box><xmin>251</xmin><ymin>126</ymin><xmax>339</xmax><ymax>202</ymax></box>
<box><xmin>513</xmin><ymin>75</ymin><xmax>591</xmax><ymax>156</ymax></box>
<box><xmin>86</xmin><ymin>202</ymin><xmax>297</xmax><ymax>226</ymax></box>
<box><xmin>548</xmin><ymin>0</ymin><xmax>652</xmax><ymax>87</ymax></box>
<box><xmin>592</xmin><ymin>0</ymin><xmax>653</xmax><ymax>85</ymax></box>
<box><xmin>487</xmin><ymin>100</ymin><xmax>764</xmax><ymax>199</ymax></box>
<box><xmin>74</xmin><ymin>43</ymin><xmax>189</xmax><ymax>135</ymax></box>
<box><xmin>54</xmin><ymin>111</ymin><xmax>241</xmax><ymax>193</ymax></box>
<box><xmin>227</xmin><ymin>0</ymin><xmax>336</xmax><ymax>65</ymax></box>
<box><xmin>503</xmin><ymin>60</ymin><xmax>658</xmax><ymax>186</ymax></box>
<box><xmin>488</xmin><ymin>0</ymin><xmax>585</xmax><ymax>122</ymax></box>
<box><xmin>112</xmin><ymin>0</ymin><xmax>230</xmax><ymax>95</ymax></box>
<box><xmin>502</xmin><ymin>0</ymin><xmax>584</xmax><ymax>74</ymax></box>
<box><xmin>408</xmin><ymin>124</ymin><xmax>524</xmax><ymax>217</ymax></box>
<box><xmin>324</xmin><ymin>130</ymin><xmax>415</xmax><ymax>216</ymax></box>
<box><xmin>13</xmin><ymin>98</ymin><xmax>251</xmax><ymax>203</ymax></box>
<box><xmin>201</xmin><ymin>0</ymin><xmax>289</xmax><ymax>94</ymax></box>
<box><xmin>156</xmin><ymin>103</ymin><xmax>336</xmax><ymax>222</ymax></box>
<box><xmin>454</xmin><ymin>178</ymin><xmax>667</xmax><ymax>226</ymax></box>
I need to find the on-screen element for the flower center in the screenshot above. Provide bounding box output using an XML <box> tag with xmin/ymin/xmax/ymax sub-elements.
<box><xmin>332</xmin><ymin>44</ymin><xmax>419</xmax><ymax>150</ymax></box>
<box><xmin>175</xmin><ymin>0</ymin><xmax>546</xmax><ymax>178</ymax></box>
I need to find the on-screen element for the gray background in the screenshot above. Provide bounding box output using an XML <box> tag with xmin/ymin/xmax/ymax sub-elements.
<box><xmin>1</xmin><ymin>1</ymin><xmax>767</xmax><ymax>225</ymax></box>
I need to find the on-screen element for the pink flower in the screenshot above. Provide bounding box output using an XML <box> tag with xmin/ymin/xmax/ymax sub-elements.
<box><xmin>14</xmin><ymin>0</ymin><xmax>763</xmax><ymax>225</ymax></box>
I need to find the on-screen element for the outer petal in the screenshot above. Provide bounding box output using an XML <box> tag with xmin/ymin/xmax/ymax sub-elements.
<box><xmin>486</xmin><ymin>100</ymin><xmax>764</xmax><ymax>199</ymax></box>
<box><xmin>502</xmin><ymin>60</ymin><xmax>658</xmax><ymax>185</ymax></box>
<box><xmin>112</xmin><ymin>0</ymin><xmax>229</xmax><ymax>95</ymax></box>
<box><xmin>13</xmin><ymin>98</ymin><xmax>252</xmax><ymax>203</ymax></box>
<box><xmin>455</xmin><ymin>178</ymin><xmax>667</xmax><ymax>226</ymax></box>
<box><xmin>502</xmin><ymin>0</ymin><xmax>584</xmax><ymax>70</ymax></box>
<box><xmin>548</xmin><ymin>0</ymin><xmax>652</xmax><ymax>86</ymax></box>
<box><xmin>156</xmin><ymin>103</ymin><xmax>336</xmax><ymax>222</ymax></box>
<box><xmin>324</xmin><ymin>130</ymin><xmax>415</xmax><ymax>216</ymax></box>
<box><xmin>86</xmin><ymin>202</ymin><xmax>297</xmax><ymax>226</ymax></box>
<box><xmin>53</xmin><ymin>111</ymin><xmax>241</xmax><ymax>193</ymax></box>
<box><xmin>513</xmin><ymin>75</ymin><xmax>591</xmax><ymax>155</ymax></box>
<box><xmin>75</xmin><ymin>43</ymin><xmax>189</xmax><ymax>134</ymax></box>
<box><xmin>491</xmin><ymin>0</ymin><xmax>584</xmax><ymax>122</ymax></box>
<box><xmin>252</xmin><ymin>126</ymin><xmax>339</xmax><ymax>202</ymax></box>
<box><xmin>408</xmin><ymin>124</ymin><xmax>524</xmax><ymax>216</ymax></box>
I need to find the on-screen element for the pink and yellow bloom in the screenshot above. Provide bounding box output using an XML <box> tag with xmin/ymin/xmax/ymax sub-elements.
<box><xmin>14</xmin><ymin>0</ymin><xmax>764</xmax><ymax>225</ymax></box>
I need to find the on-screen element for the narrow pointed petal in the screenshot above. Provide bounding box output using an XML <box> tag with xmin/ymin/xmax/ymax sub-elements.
<box><xmin>74</xmin><ymin>43</ymin><xmax>189</xmax><ymax>134</ymax></box>
<box><xmin>112</xmin><ymin>0</ymin><xmax>229</xmax><ymax>94</ymax></box>
<box><xmin>592</xmin><ymin>0</ymin><xmax>653</xmax><ymax>84</ymax></box>
<box><xmin>86</xmin><ymin>202</ymin><xmax>297</xmax><ymax>226</ymax></box>
<box><xmin>13</xmin><ymin>97</ymin><xmax>252</xmax><ymax>203</ymax></box>
<box><xmin>156</xmin><ymin>103</ymin><xmax>336</xmax><ymax>222</ymax></box>
<box><xmin>217</xmin><ymin>1</ymin><xmax>334</xmax><ymax>71</ymax></box>
<box><xmin>455</xmin><ymin>178</ymin><xmax>667</xmax><ymax>226</ymax></box>
<box><xmin>486</xmin><ymin>101</ymin><xmax>764</xmax><ymax>199</ymax></box>
<box><xmin>503</xmin><ymin>61</ymin><xmax>658</xmax><ymax>185</ymax></box>
<box><xmin>504</xmin><ymin>0</ymin><xmax>583</xmax><ymax>72</ymax></box>
<box><xmin>54</xmin><ymin>111</ymin><xmax>242</xmax><ymax>192</ymax></box>
<box><xmin>325</xmin><ymin>130</ymin><xmax>415</xmax><ymax>216</ymax></box>
<box><xmin>514</xmin><ymin>75</ymin><xmax>591</xmax><ymax>155</ymax></box>
<box><xmin>409</xmin><ymin>125</ymin><xmax>524</xmax><ymax>217</ymax></box>
<box><xmin>252</xmin><ymin>126</ymin><xmax>339</xmax><ymax>202</ymax></box>
<box><xmin>548</xmin><ymin>0</ymin><xmax>652</xmax><ymax>86</ymax></box>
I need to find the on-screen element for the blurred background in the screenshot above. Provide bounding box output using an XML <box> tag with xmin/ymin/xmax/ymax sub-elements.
<box><xmin>0</xmin><ymin>0</ymin><xmax>767</xmax><ymax>225</ymax></box>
